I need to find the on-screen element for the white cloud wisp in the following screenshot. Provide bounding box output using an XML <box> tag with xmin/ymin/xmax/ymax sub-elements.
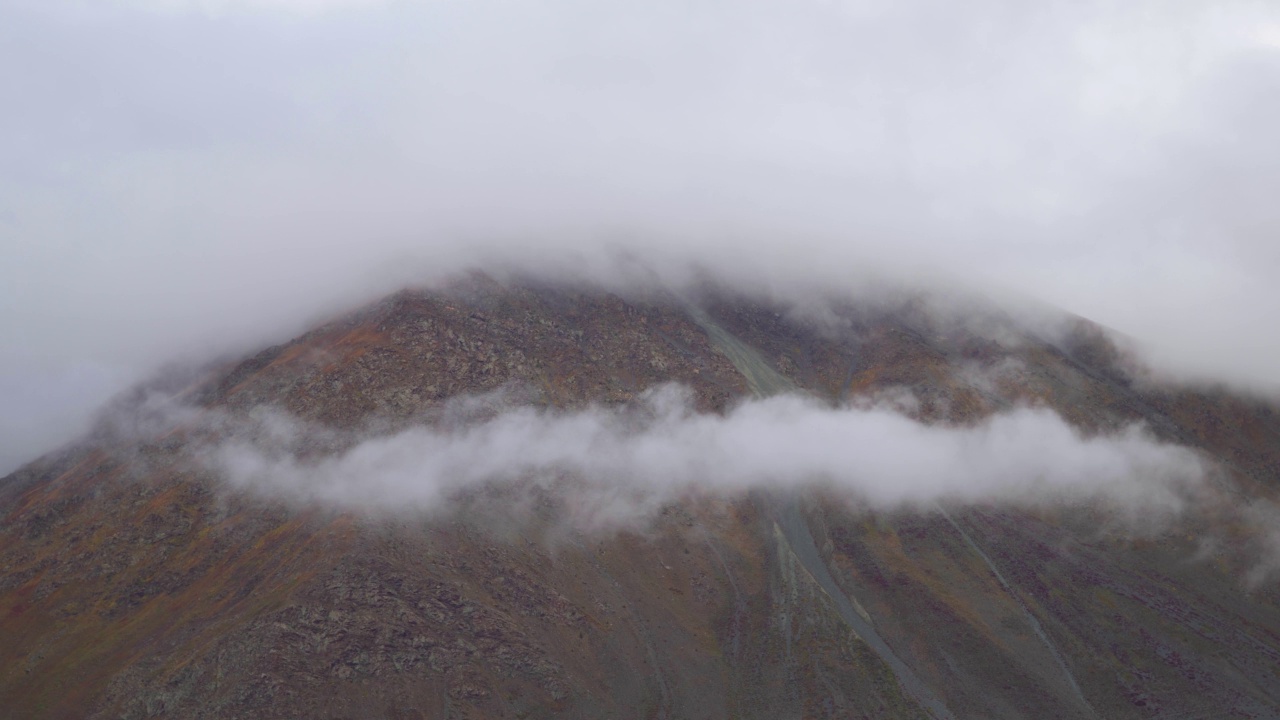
<box><xmin>199</xmin><ymin>386</ymin><xmax>1207</xmax><ymax>528</ymax></box>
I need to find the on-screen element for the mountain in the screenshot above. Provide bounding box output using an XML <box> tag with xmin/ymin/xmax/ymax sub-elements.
<box><xmin>2</xmin><ymin>275</ymin><xmax>1279</xmax><ymax>719</ymax></box>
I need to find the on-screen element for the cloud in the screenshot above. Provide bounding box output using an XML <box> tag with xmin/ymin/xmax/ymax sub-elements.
<box><xmin>1242</xmin><ymin>500</ymin><xmax>1280</xmax><ymax>588</ymax></box>
<box><xmin>25</xmin><ymin>0</ymin><xmax>384</xmax><ymax>17</ymax></box>
<box><xmin>194</xmin><ymin>386</ymin><xmax>1207</xmax><ymax>529</ymax></box>
<box><xmin>3</xmin><ymin>0</ymin><xmax>1280</xmax><ymax>473</ymax></box>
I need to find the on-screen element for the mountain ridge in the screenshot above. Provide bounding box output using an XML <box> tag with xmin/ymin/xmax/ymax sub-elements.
<box><xmin>2</xmin><ymin>276</ymin><xmax>1279</xmax><ymax>719</ymax></box>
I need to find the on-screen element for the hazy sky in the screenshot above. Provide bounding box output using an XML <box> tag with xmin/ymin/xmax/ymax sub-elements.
<box><xmin>3</xmin><ymin>0</ymin><xmax>1280</xmax><ymax>474</ymax></box>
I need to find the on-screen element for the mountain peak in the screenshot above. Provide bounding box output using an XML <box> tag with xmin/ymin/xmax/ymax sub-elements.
<box><xmin>3</xmin><ymin>278</ymin><xmax>1279</xmax><ymax>719</ymax></box>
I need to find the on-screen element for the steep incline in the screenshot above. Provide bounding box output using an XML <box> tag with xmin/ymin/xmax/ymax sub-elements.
<box><xmin>2</xmin><ymin>278</ymin><xmax>1279</xmax><ymax>719</ymax></box>
<box><xmin>689</xmin><ymin>304</ymin><xmax>955</xmax><ymax>719</ymax></box>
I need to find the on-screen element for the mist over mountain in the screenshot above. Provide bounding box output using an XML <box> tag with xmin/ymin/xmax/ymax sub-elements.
<box><xmin>4</xmin><ymin>276</ymin><xmax>1280</xmax><ymax>718</ymax></box>
<box><xmin>4</xmin><ymin>0</ymin><xmax>1280</xmax><ymax>473</ymax></box>
<box><xmin>4</xmin><ymin>1</ymin><xmax>1280</xmax><ymax>718</ymax></box>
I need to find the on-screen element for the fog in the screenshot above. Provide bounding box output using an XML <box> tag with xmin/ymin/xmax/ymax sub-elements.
<box><xmin>4</xmin><ymin>0</ymin><xmax>1280</xmax><ymax>473</ymax></box>
<box><xmin>193</xmin><ymin>386</ymin><xmax>1205</xmax><ymax>528</ymax></box>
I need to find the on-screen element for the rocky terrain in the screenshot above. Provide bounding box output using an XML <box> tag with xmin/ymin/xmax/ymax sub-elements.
<box><xmin>2</xmin><ymin>275</ymin><xmax>1279</xmax><ymax>719</ymax></box>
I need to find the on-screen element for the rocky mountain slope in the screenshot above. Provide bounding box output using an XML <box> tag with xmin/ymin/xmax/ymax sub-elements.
<box><xmin>2</xmin><ymin>276</ymin><xmax>1279</xmax><ymax>719</ymax></box>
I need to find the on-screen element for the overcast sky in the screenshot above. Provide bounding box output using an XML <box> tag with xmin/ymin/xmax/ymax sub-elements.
<box><xmin>3</xmin><ymin>0</ymin><xmax>1280</xmax><ymax>474</ymax></box>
